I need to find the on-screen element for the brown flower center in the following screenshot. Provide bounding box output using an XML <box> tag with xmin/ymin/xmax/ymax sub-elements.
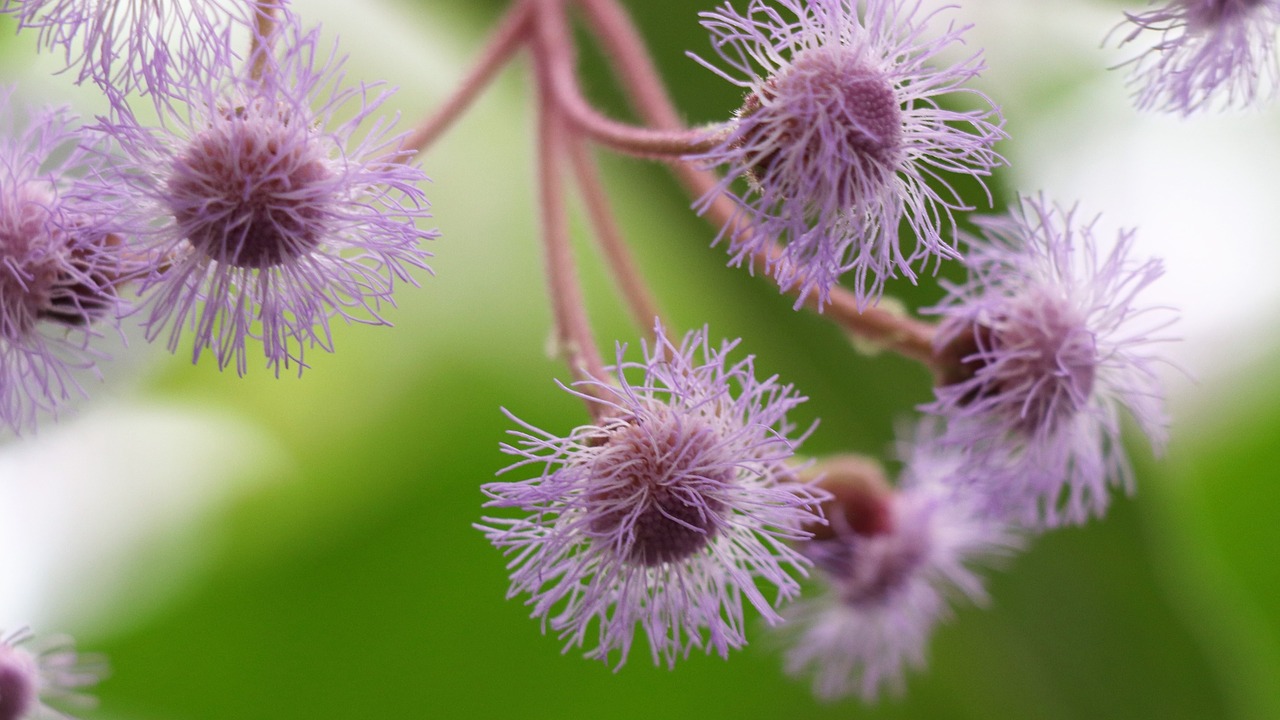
<box><xmin>168</xmin><ymin>105</ymin><xmax>333</xmax><ymax>269</ymax></box>
<box><xmin>587</xmin><ymin>412</ymin><xmax>734</xmax><ymax>566</ymax></box>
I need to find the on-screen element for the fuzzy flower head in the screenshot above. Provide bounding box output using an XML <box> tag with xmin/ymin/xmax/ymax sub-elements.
<box><xmin>0</xmin><ymin>629</ymin><xmax>104</xmax><ymax>720</ymax></box>
<box><xmin>0</xmin><ymin>97</ymin><xmax>129</xmax><ymax>434</ymax></box>
<box><xmin>1</xmin><ymin>0</ymin><xmax>241</xmax><ymax>98</ymax></box>
<box><xmin>85</xmin><ymin>11</ymin><xmax>435</xmax><ymax>375</ymax></box>
<box><xmin>1115</xmin><ymin>0</ymin><xmax>1280</xmax><ymax>114</ymax></box>
<box><xmin>691</xmin><ymin>0</ymin><xmax>1004</xmax><ymax>307</ymax></box>
<box><xmin>925</xmin><ymin>195</ymin><xmax>1175</xmax><ymax>527</ymax></box>
<box><xmin>479</xmin><ymin>325</ymin><xmax>826</xmax><ymax>668</ymax></box>
<box><xmin>781</xmin><ymin>432</ymin><xmax>1015</xmax><ymax>702</ymax></box>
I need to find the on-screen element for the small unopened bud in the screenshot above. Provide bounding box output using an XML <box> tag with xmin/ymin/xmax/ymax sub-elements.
<box><xmin>800</xmin><ymin>455</ymin><xmax>894</xmax><ymax>540</ymax></box>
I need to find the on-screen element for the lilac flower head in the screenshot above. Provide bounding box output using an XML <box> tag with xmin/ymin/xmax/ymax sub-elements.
<box><xmin>1</xmin><ymin>0</ymin><xmax>241</xmax><ymax>98</ymax></box>
<box><xmin>84</xmin><ymin>11</ymin><xmax>436</xmax><ymax>375</ymax></box>
<box><xmin>1115</xmin><ymin>0</ymin><xmax>1280</xmax><ymax>114</ymax></box>
<box><xmin>782</xmin><ymin>426</ymin><xmax>1016</xmax><ymax>701</ymax></box>
<box><xmin>478</xmin><ymin>323</ymin><xmax>826</xmax><ymax>668</ymax></box>
<box><xmin>924</xmin><ymin>195</ymin><xmax>1175</xmax><ymax>527</ymax></box>
<box><xmin>0</xmin><ymin>96</ymin><xmax>129</xmax><ymax>433</ymax></box>
<box><xmin>0</xmin><ymin>628</ymin><xmax>104</xmax><ymax>720</ymax></box>
<box><xmin>690</xmin><ymin>0</ymin><xmax>1004</xmax><ymax>307</ymax></box>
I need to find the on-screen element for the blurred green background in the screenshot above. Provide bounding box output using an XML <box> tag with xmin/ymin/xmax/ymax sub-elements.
<box><xmin>4</xmin><ymin>1</ymin><xmax>1280</xmax><ymax>718</ymax></box>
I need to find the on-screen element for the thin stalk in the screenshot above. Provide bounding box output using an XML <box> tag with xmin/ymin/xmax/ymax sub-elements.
<box><xmin>567</xmin><ymin>138</ymin><xmax>665</xmax><ymax>338</ymax></box>
<box><xmin>577</xmin><ymin>0</ymin><xmax>685</xmax><ymax>130</ymax></box>
<box><xmin>539</xmin><ymin>1</ymin><xmax>715</xmax><ymax>158</ymax></box>
<box><xmin>401</xmin><ymin>0</ymin><xmax>536</xmax><ymax>155</ymax></box>
<box><xmin>579</xmin><ymin>0</ymin><xmax>940</xmax><ymax>371</ymax></box>
<box><xmin>533</xmin><ymin>0</ymin><xmax>612</xmax><ymax>409</ymax></box>
<box><xmin>248</xmin><ymin>0</ymin><xmax>282</xmax><ymax>81</ymax></box>
<box><xmin>776</xmin><ymin>245</ymin><xmax>938</xmax><ymax>367</ymax></box>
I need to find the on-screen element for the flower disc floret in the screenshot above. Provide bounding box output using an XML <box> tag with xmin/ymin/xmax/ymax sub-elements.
<box><xmin>584</xmin><ymin>405</ymin><xmax>734</xmax><ymax>566</ymax></box>
<box><xmin>924</xmin><ymin>195</ymin><xmax>1175</xmax><ymax>527</ymax></box>
<box><xmin>737</xmin><ymin>48</ymin><xmax>904</xmax><ymax>201</ymax></box>
<box><xmin>1115</xmin><ymin>0</ymin><xmax>1280</xmax><ymax>114</ymax></box>
<box><xmin>167</xmin><ymin>100</ymin><xmax>336</xmax><ymax>269</ymax></box>
<box><xmin>85</xmin><ymin>12</ymin><xmax>436</xmax><ymax>375</ymax></box>
<box><xmin>479</xmin><ymin>324</ymin><xmax>826</xmax><ymax>668</ymax></box>
<box><xmin>691</xmin><ymin>0</ymin><xmax>1004</xmax><ymax>307</ymax></box>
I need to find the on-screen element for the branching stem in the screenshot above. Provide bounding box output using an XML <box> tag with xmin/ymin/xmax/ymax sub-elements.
<box><xmin>402</xmin><ymin>0</ymin><xmax>536</xmax><ymax>155</ymax></box>
<box><xmin>568</xmin><ymin>138</ymin><xmax>665</xmax><ymax>338</ymax></box>
<box><xmin>533</xmin><ymin>0</ymin><xmax>613</xmax><ymax>414</ymax></box>
<box><xmin>578</xmin><ymin>0</ymin><xmax>940</xmax><ymax>371</ymax></box>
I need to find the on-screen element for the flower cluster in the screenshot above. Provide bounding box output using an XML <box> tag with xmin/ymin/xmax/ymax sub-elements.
<box><xmin>0</xmin><ymin>0</ymin><xmax>1212</xmax><ymax>712</ymax></box>
<box><xmin>781</xmin><ymin>430</ymin><xmax>1017</xmax><ymax>700</ymax></box>
<box><xmin>81</xmin><ymin>11</ymin><xmax>435</xmax><ymax>374</ymax></box>
<box><xmin>760</xmin><ymin>190</ymin><xmax>1175</xmax><ymax>696</ymax></box>
<box><xmin>0</xmin><ymin>1</ymin><xmax>436</xmax><ymax>424</ymax></box>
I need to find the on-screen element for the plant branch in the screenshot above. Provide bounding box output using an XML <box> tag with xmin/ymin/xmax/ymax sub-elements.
<box><xmin>578</xmin><ymin>0</ymin><xmax>940</xmax><ymax>371</ymax></box>
<box><xmin>533</xmin><ymin>0</ymin><xmax>612</xmax><ymax>409</ymax></box>
<box><xmin>248</xmin><ymin>0</ymin><xmax>282</xmax><ymax>81</ymax></box>
<box><xmin>540</xmin><ymin>1</ymin><xmax>716</xmax><ymax>158</ymax></box>
<box><xmin>567</xmin><ymin>137</ymin><xmax>665</xmax><ymax>338</ymax></box>
<box><xmin>401</xmin><ymin>0</ymin><xmax>536</xmax><ymax>155</ymax></box>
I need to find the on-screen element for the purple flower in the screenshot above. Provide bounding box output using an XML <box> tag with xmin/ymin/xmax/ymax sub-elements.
<box><xmin>925</xmin><ymin>195</ymin><xmax>1175</xmax><ymax>527</ymax></box>
<box><xmin>690</xmin><ymin>0</ymin><xmax>1004</xmax><ymax>307</ymax></box>
<box><xmin>478</xmin><ymin>324</ymin><xmax>826</xmax><ymax>668</ymax></box>
<box><xmin>0</xmin><ymin>96</ymin><xmax>130</xmax><ymax>434</ymax></box>
<box><xmin>781</xmin><ymin>432</ymin><xmax>1015</xmax><ymax>702</ymax></box>
<box><xmin>0</xmin><ymin>628</ymin><xmax>104</xmax><ymax>720</ymax></box>
<box><xmin>1115</xmin><ymin>0</ymin><xmax>1280</xmax><ymax>114</ymax></box>
<box><xmin>1</xmin><ymin>0</ymin><xmax>240</xmax><ymax>98</ymax></box>
<box><xmin>83</xmin><ymin>11</ymin><xmax>435</xmax><ymax>375</ymax></box>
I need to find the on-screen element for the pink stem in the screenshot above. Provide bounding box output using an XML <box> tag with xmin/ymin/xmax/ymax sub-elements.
<box><xmin>794</xmin><ymin>257</ymin><xmax>938</xmax><ymax>367</ymax></box>
<box><xmin>248</xmin><ymin>0</ymin><xmax>282</xmax><ymax>81</ymax></box>
<box><xmin>567</xmin><ymin>137</ymin><xmax>665</xmax><ymax>338</ymax></box>
<box><xmin>539</xmin><ymin>1</ymin><xmax>716</xmax><ymax>158</ymax></box>
<box><xmin>533</xmin><ymin>0</ymin><xmax>612</xmax><ymax>407</ymax></box>
<box><xmin>577</xmin><ymin>0</ymin><xmax>685</xmax><ymax>130</ymax></box>
<box><xmin>579</xmin><ymin>0</ymin><xmax>939</xmax><ymax>370</ymax></box>
<box><xmin>401</xmin><ymin>0</ymin><xmax>536</xmax><ymax>155</ymax></box>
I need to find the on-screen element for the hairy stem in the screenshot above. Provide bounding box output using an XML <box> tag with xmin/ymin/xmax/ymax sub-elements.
<box><xmin>567</xmin><ymin>138</ymin><xmax>665</xmax><ymax>338</ymax></box>
<box><xmin>579</xmin><ymin>0</ymin><xmax>940</xmax><ymax>370</ymax></box>
<box><xmin>540</xmin><ymin>2</ymin><xmax>715</xmax><ymax>158</ymax></box>
<box><xmin>402</xmin><ymin>0</ymin><xmax>535</xmax><ymax>155</ymax></box>
<box><xmin>534</xmin><ymin>0</ymin><xmax>613</xmax><ymax>410</ymax></box>
<box><xmin>248</xmin><ymin>0</ymin><xmax>282</xmax><ymax>81</ymax></box>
